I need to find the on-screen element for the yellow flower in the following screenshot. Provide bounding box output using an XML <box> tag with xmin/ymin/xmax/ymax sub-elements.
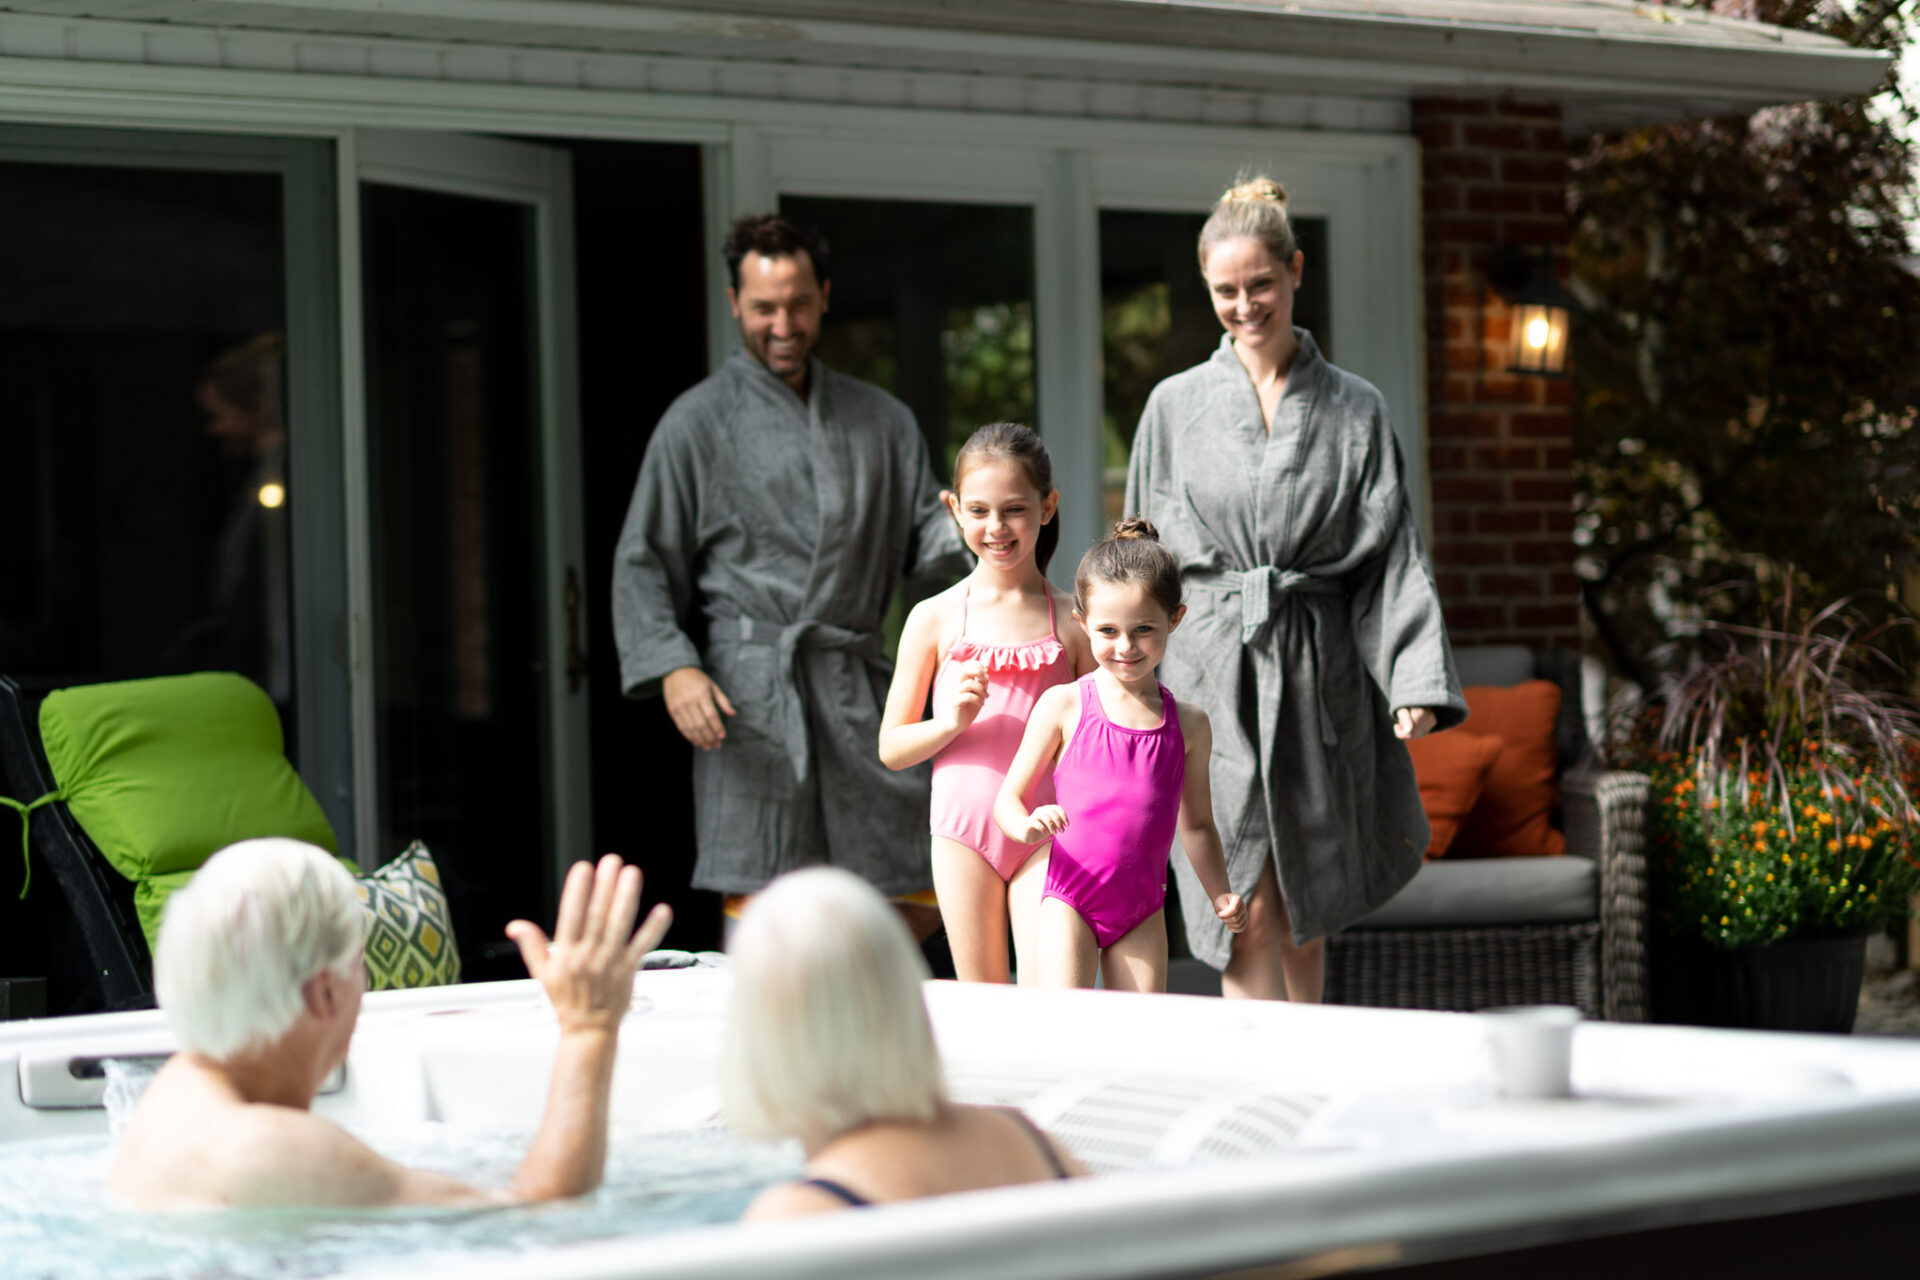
<box><xmin>1720</xmin><ymin>916</ymin><xmax>1730</xmax><ymax>925</ymax></box>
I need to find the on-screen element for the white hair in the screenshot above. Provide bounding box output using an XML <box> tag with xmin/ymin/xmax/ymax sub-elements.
<box><xmin>155</xmin><ymin>838</ymin><xmax>365</xmax><ymax>1060</ymax></box>
<box><xmin>721</xmin><ymin>867</ymin><xmax>944</xmax><ymax>1147</ymax></box>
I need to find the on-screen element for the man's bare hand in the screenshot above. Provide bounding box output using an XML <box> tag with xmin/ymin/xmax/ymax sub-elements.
<box><xmin>506</xmin><ymin>855</ymin><xmax>673</xmax><ymax>1035</ymax></box>
<box><xmin>663</xmin><ymin>666</ymin><xmax>735</xmax><ymax>750</ymax></box>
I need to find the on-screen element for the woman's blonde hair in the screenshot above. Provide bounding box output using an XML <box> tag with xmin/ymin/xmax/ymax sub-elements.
<box><xmin>721</xmin><ymin>867</ymin><xmax>944</xmax><ymax>1147</ymax></box>
<box><xmin>155</xmin><ymin>838</ymin><xmax>365</xmax><ymax>1060</ymax></box>
<box><xmin>1197</xmin><ymin>171</ymin><xmax>1296</xmax><ymax>269</ymax></box>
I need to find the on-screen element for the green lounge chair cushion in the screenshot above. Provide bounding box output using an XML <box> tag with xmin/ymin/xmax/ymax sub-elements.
<box><xmin>39</xmin><ymin>672</ymin><xmax>338</xmax><ymax>949</ymax></box>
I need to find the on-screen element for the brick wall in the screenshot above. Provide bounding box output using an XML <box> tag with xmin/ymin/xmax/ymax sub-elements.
<box><xmin>1413</xmin><ymin>96</ymin><xmax>1580</xmax><ymax>650</ymax></box>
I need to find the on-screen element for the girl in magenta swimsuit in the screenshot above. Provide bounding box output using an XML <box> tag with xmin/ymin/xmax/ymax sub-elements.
<box><xmin>994</xmin><ymin>518</ymin><xmax>1248</xmax><ymax>991</ymax></box>
<box><xmin>880</xmin><ymin>424</ymin><xmax>1093</xmax><ymax>985</ymax></box>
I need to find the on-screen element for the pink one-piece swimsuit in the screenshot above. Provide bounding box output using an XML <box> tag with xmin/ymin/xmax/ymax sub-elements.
<box><xmin>1043</xmin><ymin>674</ymin><xmax>1186</xmax><ymax>948</ymax></box>
<box><xmin>929</xmin><ymin>589</ymin><xmax>1074</xmax><ymax>880</ymax></box>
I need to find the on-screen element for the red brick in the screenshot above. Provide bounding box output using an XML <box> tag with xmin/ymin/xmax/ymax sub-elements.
<box><xmin>1532</xmin><ymin>126</ymin><xmax>1566</xmax><ymax>150</ymax></box>
<box><xmin>1537</xmin><ymin>190</ymin><xmax>1570</xmax><ymax>217</ymax></box>
<box><xmin>1435</xmin><ymin>570</ymin><xmax>1470</xmax><ymax>600</ymax></box>
<box><xmin>1542</xmin><ymin>380</ymin><xmax>1574</xmax><ymax>405</ymax></box>
<box><xmin>1516</xmin><ymin>603</ymin><xmax>1580</xmax><ymax>629</ymax></box>
<box><xmin>1543</xmin><ymin>445</ymin><xmax>1575</xmax><ymax>470</ymax></box>
<box><xmin>1413</xmin><ymin>120</ymin><xmax>1456</xmax><ymax>149</ymax></box>
<box><xmin>1431</xmin><ymin>153</ymin><xmax>1497</xmax><ymax>181</ymax></box>
<box><xmin>1442</xmin><ymin>279</ymin><xmax>1489</xmax><ymax>306</ymax></box>
<box><xmin>1432</xmin><ymin>538</ymin><xmax>1509</xmax><ymax>566</ymax></box>
<box><xmin>1544</xmin><ymin>509</ymin><xmax>1576</xmax><ymax>533</ymax></box>
<box><xmin>1497</xmin><ymin>99</ymin><xmax>1562</xmax><ymax>121</ymax></box>
<box><xmin>1475</xmin><ymin>444</ymin><xmax>1543</xmax><ymax>470</ymax></box>
<box><xmin>1438</xmin><ymin>376</ymin><xmax>1478</xmax><ymax>405</ymax></box>
<box><xmin>1427</xmin><ymin>443</ymin><xmax>1472</xmax><ymax>472</ymax></box>
<box><xmin>1444</xmin><ymin>603</ymin><xmax>1509</xmax><ymax>633</ymax></box>
<box><xmin>1414</xmin><ymin>97</ymin><xmax>1495</xmax><ymax>117</ymax></box>
<box><xmin>1468</xmin><ymin>187</ymin><xmax>1540</xmax><ymax>215</ymax></box>
<box><xmin>1510</xmin><ymin>412</ymin><xmax>1571</xmax><ymax>439</ymax></box>
<box><xmin>1433</xmin><ymin>508</ymin><xmax>1474</xmax><ymax>536</ymax></box>
<box><xmin>1477</xmin><ymin>572</ymin><xmax>1546</xmax><ymax>597</ymax></box>
<box><xmin>1440</xmin><ymin>314</ymin><xmax>1467</xmax><ymax>342</ymax></box>
<box><xmin>1480</xmin><ymin>313</ymin><xmax>1512</xmax><ymax>342</ymax></box>
<box><xmin>1501</xmin><ymin>155</ymin><xmax>1568</xmax><ymax>184</ymax></box>
<box><xmin>1512</xmin><ymin>539</ymin><xmax>1570</xmax><ymax>566</ymax></box>
<box><xmin>1498</xmin><ymin>219</ymin><xmax>1570</xmax><ymax>246</ymax></box>
<box><xmin>1463</xmin><ymin>123</ymin><xmax>1531</xmax><ymax>150</ymax></box>
<box><xmin>1422</xmin><ymin>184</ymin><xmax>1461</xmax><ymax>213</ymax></box>
<box><xmin>1512</xmin><ymin>477</ymin><xmax>1573</xmax><ymax>503</ymax></box>
<box><xmin>1436</xmin><ymin>217</ymin><xmax>1499</xmax><ymax>244</ymax></box>
<box><xmin>1550</xmin><ymin>571</ymin><xmax>1583</xmax><ymax>596</ymax></box>
<box><xmin>1476</xmin><ymin>508</ymin><xmax>1543</xmax><ymax>534</ymax></box>
<box><xmin>1472</xmin><ymin>378</ymin><xmax>1532</xmax><ymax>405</ymax></box>
<box><xmin>1432</xmin><ymin>477</ymin><xmax>1504</xmax><ymax>505</ymax></box>
<box><xmin>1440</xmin><ymin>249</ymin><xmax>1466</xmax><ymax>276</ymax></box>
<box><xmin>1427</xmin><ymin>412</ymin><xmax>1503</xmax><ymax>438</ymax></box>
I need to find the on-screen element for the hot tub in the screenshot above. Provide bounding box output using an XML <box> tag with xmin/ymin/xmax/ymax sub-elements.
<box><xmin>6</xmin><ymin>969</ymin><xmax>1920</xmax><ymax>1278</ymax></box>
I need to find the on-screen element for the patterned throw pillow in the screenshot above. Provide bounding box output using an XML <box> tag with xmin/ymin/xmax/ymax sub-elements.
<box><xmin>356</xmin><ymin>841</ymin><xmax>461</xmax><ymax>990</ymax></box>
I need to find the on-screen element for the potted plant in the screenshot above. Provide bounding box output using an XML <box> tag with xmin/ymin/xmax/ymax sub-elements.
<box><xmin>1638</xmin><ymin>597</ymin><xmax>1920</xmax><ymax>1032</ymax></box>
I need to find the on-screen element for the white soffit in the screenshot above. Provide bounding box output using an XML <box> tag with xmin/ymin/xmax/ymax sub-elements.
<box><xmin>0</xmin><ymin>0</ymin><xmax>1890</xmax><ymax>131</ymax></box>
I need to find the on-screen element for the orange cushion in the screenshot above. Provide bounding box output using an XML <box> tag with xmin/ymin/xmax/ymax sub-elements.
<box><xmin>1454</xmin><ymin>681</ymin><xmax>1566</xmax><ymax>857</ymax></box>
<box><xmin>1406</xmin><ymin>732</ymin><xmax>1505</xmax><ymax>858</ymax></box>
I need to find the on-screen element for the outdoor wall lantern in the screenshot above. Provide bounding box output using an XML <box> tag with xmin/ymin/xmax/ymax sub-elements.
<box><xmin>1488</xmin><ymin>244</ymin><xmax>1576</xmax><ymax>377</ymax></box>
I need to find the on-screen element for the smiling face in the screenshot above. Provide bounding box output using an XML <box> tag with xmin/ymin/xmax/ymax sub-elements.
<box><xmin>1076</xmin><ymin>579</ymin><xmax>1185</xmax><ymax>686</ymax></box>
<box><xmin>947</xmin><ymin>457</ymin><xmax>1056</xmax><ymax>573</ymax></box>
<box><xmin>728</xmin><ymin>250</ymin><xmax>830</xmax><ymax>391</ymax></box>
<box><xmin>1201</xmin><ymin>235</ymin><xmax>1304</xmax><ymax>355</ymax></box>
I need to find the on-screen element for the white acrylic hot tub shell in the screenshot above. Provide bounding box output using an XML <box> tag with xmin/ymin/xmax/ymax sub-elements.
<box><xmin>7</xmin><ymin>971</ymin><xmax>1920</xmax><ymax>1278</ymax></box>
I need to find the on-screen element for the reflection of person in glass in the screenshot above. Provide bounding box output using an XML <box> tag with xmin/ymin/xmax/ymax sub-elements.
<box><xmin>192</xmin><ymin>332</ymin><xmax>290</xmax><ymax>705</ymax></box>
<box><xmin>1126</xmin><ymin>175</ymin><xmax>1465</xmax><ymax>1003</ymax></box>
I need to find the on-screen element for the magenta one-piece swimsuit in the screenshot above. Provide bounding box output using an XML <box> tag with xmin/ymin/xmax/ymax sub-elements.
<box><xmin>929</xmin><ymin>589</ymin><xmax>1074</xmax><ymax>880</ymax></box>
<box><xmin>1043</xmin><ymin>673</ymin><xmax>1186</xmax><ymax>948</ymax></box>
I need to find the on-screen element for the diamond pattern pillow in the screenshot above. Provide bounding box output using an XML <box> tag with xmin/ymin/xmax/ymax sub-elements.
<box><xmin>357</xmin><ymin>841</ymin><xmax>461</xmax><ymax>990</ymax></box>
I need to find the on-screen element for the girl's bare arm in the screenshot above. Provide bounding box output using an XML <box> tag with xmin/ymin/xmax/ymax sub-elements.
<box><xmin>877</xmin><ymin>595</ymin><xmax>973</xmax><ymax>770</ymax></box>
<box><xmin>994</xmin><ymin>683</ymin><xmax>1074</xmax><ymax>844</ymax></box>
<box><xmin>1174</xmin><ymin>706</ymin><xmax>1247</xmax><ymax>932</ymax></box>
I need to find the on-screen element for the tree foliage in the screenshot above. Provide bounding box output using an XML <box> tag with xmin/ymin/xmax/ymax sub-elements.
<box><xmin>1569</xmin><ymin>0</ymin><xmax>1920</xmax><ymax>687</ymax></box>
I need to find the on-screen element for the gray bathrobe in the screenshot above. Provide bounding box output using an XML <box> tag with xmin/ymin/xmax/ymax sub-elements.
<box><xmin>613</xmin><ymin>348</ymin><xmax>965</xmax><ymax>896</ymax></box>
<box><xmin>1126</xmin><ymin>332</ymin><xmax>1465</xmax><ymax>964</ymax></box>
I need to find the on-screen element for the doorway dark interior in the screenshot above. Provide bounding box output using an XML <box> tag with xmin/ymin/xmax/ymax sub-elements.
<box><xmin>553</xmin><ymin>139</ymin><xmax>719</xmax><ymax>953</ymax></box>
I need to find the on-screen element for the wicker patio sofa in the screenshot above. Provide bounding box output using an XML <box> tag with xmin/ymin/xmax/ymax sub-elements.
<box><xmin>1323</xmin><ymin>646</ymin><xmax>1653</xmax><ymax>1021</ymax></box>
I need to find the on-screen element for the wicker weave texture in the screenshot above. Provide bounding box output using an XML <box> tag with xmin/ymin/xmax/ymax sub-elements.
<box><xmin>1326</xmin><ymin>922</ymin><xmax>1600</xmax><ymax>1014</ymax></box>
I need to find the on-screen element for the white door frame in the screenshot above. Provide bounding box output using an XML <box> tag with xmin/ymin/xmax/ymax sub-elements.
<box><xmin>339</xmin><ymin>129</ymin><xmax>588</xmax><ymax>896</ymax></box>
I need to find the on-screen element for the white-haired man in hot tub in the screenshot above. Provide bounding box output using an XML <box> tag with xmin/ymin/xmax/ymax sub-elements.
<box><xmin>109</xmin><ymin>839</ymin><xmax>671</xmax><ymax>1208</ymax></box>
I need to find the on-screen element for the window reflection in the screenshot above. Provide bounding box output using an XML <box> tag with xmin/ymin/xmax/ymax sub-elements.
<box><xmin>0</xmin><ymin>162</ymin><xmax>292</xmax><ymax>728</ymax></box>
<box><xmin>779</xmin><ymin>196</ymin><xmax>1036</xmax><ymax>479</ymax></box>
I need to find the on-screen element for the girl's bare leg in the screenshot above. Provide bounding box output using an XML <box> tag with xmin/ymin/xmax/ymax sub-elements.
<box><xmin>1037</xmin><ymin>895</ymin><xmax>1101</xmax><ymax>989</ymax></box>
<box><xmin>931</xmin><ymin>836</ymin><xmax>1011</xmax><ymax>984</ymax></box>
<box><xmin>1005</xmin><ymin>845</ymin><xmax>1050</xmax><ymax>986</ymax></box>
<box><xmin>1102</xmin><ymin>908</ymin><xmax>1168</xmax><ymax>993</ymax></box>
<box><xmin>1223</xmin><ymin>859</ymin><xmax>1325</xmax><ymax>1002</ymax></box>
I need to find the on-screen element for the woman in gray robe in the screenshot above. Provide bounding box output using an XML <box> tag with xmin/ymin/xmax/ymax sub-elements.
<box><xmin>1125</xmin><ymin>174</ymin><xmax>1466</xmax><ymax>1002</ymax></box>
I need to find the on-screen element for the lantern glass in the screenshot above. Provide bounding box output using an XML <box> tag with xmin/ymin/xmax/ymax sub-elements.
<box><xmin>1507</xmin><ymin>300</ymin><xmax>1568</xmax><ymax>376</ymax></box>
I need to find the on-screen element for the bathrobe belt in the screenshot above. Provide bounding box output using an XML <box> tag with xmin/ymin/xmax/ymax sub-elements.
<box><xmin>1191</xmin><ymin>567</ymin><xmax>1345</xmax><ymax>646</ymax></box>
<box><xmin>1189</xmin><ymin>568</ymin><xmax>1346</xmax><ymax>748</ymax></box>
<box><xmin>713</xmin><ymin>614</ymin><xmax>884</xmax><ymax>782</ymax></box>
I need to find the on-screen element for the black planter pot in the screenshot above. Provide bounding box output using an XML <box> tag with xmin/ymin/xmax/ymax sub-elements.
<box><xmin>1653</xmin><ymin>926</ymin><xmax>1870</xmax><ymax>1034</ymax></box>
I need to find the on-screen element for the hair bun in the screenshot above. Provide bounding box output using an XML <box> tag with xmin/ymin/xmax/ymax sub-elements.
<box><xmin>1111</xmin><ymin>515</ymin><xmax>1160</xmax><ymax>542</ymax></box>
<box><xmin>1222</xmin><ymin>173</ymin><xmax>1287</xmax><ymax>208</ymax></box>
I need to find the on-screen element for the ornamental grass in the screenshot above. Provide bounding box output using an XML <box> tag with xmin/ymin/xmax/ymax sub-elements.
<box><xmin>1640</xmin><ymin>595</ymin><xmax>1920</xmax><ymax>951</ymax></box>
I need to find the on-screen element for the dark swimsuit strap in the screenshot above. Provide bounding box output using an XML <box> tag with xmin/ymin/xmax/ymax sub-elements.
<box><xmin>1000</xmin><ymin>1107</ymin><xmax>1073</xmax><ymax>1180</ymax></box>
<box><xmin>797</xmin><ymin>1175</ymin><xmax>872</xmax><ymax>1208</ymax></box>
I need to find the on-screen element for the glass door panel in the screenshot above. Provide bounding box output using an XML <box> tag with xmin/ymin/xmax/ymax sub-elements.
<box><xmin>0</xmin><ymin>162</ymin><xmax>291</xmax><ymax>708</ymax></box>
<box><xmin>1098</xmin><ymin>209</ymin><xmax>1329</xmax><ymax>520</ymax></box>
<box><xmin>779</xmin><ymin>196</ymin><xmax>1036</xmax><ymax>480</ymax></box>
<box><xmin>356</xmin><ymin>133</ymin><xmax>582</xmax><ymax>980</ymax></box>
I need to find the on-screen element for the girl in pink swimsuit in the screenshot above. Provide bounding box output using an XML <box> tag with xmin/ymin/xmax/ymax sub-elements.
<box><xmin>879</xmin><ymin>424</ymin><xmax>1092</xmax><ymax>985</ymax></box>
<box><xmin>994</xmin><ymin>517</ymin><xmax>1249</xmax><ymax>991</ymax></box>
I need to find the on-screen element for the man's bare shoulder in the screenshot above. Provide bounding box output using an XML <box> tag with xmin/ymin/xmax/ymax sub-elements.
<box><xmin>110</xmin><ymin>1063</ymin><xmax>484</xmax><ymax>1210</ymax></box>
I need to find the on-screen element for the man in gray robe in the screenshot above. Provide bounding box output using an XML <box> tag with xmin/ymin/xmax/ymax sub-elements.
<box><xmin>613</xmin><ymin>214</ymin><xmax>964</xmax><ymax>899</ymax></box>
<box><xmin>1127</xmin><ymin>330</ymin><xmax>1466</xmax><ymax>980</ymax></box>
